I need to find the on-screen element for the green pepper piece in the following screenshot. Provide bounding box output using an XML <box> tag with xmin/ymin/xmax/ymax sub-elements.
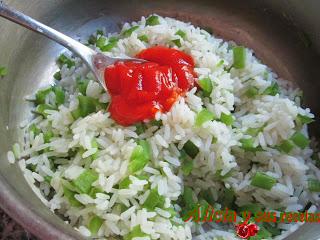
<box><xmin>220</xmin><ymin>113</ymin><xmax>234</xmax><ymax>126</ymax></box>
<box><xmin>35</xmin><ymin>87</ymin><xmax>53</xmax><ymax>105</ymax></box>
<box><xmin>143</xmin><ymin>188</ymin><xmax>165</xmax><ymax>210</ymax></box>
<box><xmin>35</xmin><ymin>104</ymin><xmax>56</xmax><ymax>117</ymax></box>
<box><xmin>124</xmin><ymin>226</ymin><xmax>148</xmax><ymax>240</ymax></box>
<box><xmin>88</xmin><ymin>215</ymin><xmax>103</xmax><ymax>235</ymax></box>
<box><xmin>96</xmin><ymin>36</ymin><xmax>107</xmax><ymax>49</ymax></box>
<box><xmin>100</xmin><ymin>37</ymin><xmax>118</xmax><ymax>52</ymax></box>
<box><xmin>219</xmin><ymin>187</ymin><xmax>235</xmax><ymax>209</ymax></box>
<box><xmin>119</xmin><ymin>176</ymin><xmax>131</xmax><ymax>189</ymax></box>
<box><xmin>71</xmin><ymin>108</ymin><xmax>82</xmax><ymax>120</ymax></box>
<box><xmin>43</xmin><ymin>131</ymin><xmax>54</xmax><ymax>143</ymax></box>
<box><xmin>246</xmin><ymin>127</ymin><xmax>263</xmax><ymax>137</ymax></box>
<box><xmin>172</xmin><ymin>39</ymin><xmax>181</xmax><ymax>47</ymax></box>
<box><xmin>44</xmin><ymin>176</ymin><xmax>52</xmax><ymax>184</ymax></box>
<box><xmin>214</xmin><ymin>169</ymin><xmax>233</xmax><ymax>180</ymax></box>
<box><xmin>77</xmin><ymin>95</ymin><xmax>97</xmax><ymax>118</ymax></box>
<box><xmin>122</xmin><ymin>26</ymin><xmax>139</xmax><ymax>37</ymax></box>
<box><xmin>180</xmin><ymin>150</ymin><xmax>193</xmax><ymax>176</ymax></box>
<box><xmin>29</xmin><ymin>123</ymin><xmax>41</xmax><ymax>136</ymax></box>
<box><xmin>308</xmin><ymin>179</ymin><xmax>320</xmax><ymax>192</ymax></box>
<box><xmin>146</xmin><ymin>16</ymin><xmax>160</xmax><ymax>26</ymax></box>
<box><xmin>183</xmin><ymin>186</ymin><xmax>196</xmax><ymax>210</ymax></box>
<box><xmin>195</xmin><ymin>109</ymin><xmax>215</xmax><ymax>127</ymax></box>
<box><xmin>72</xmin><ymin>170</ymin><xmax>98</xmax><ymax>194</ymax></box>
<box><xmin>53</xmin><ymin>86</ymin><xmax>65</xmax><ymax>106</ymax></box>
<box><xmin>53</xmin><ymin>71</ymin><xmax>62</xmax><ymax>80</ymax></box>
<box><xmin>96</xmin><ymin>29</ymin><xmax>104</xmax><ymax>36</ymax></box>
<box><xmin>183</xmin><ymin>140</ymin><xmax>199</xmax><ymax>158</ymax></box>
<box><xmin>199</xmin><ymin>190</ymin><xmax>215</xmax><ymax>206</ymax></box>
<box><xmin>198</xmin><ymin>77</ymin><xmax>213</xmax><ymax>96</ymax></box>
<box><xmin>135</xmin><ymin>123</ymin><xmax>146</xmax><ymax>135</ymax></box>
<box><xmin>290</xmin><ymin>131</ymin><xmax>310</xmax><ymax>149</ymax></box>
<box><xmin>76</xmin><ymin>78</ymin><xmax>90</xmax><ymax>95</ymax></box>
<box><xmin>233</xmin><ymin>46</ymin><xmax>246</xmax><ymax>69</ymax></box>
<box><xmin>296</xmin><ymin>114</ymin><xmax>314</xmax><ymax>125</ymax></box>
<box><xmin>0</xmin><ymin>66</ymin><xmax>8</xmax><ymax>77</ymax></box>
<box><xmin>88</xmin><ymin>187</ymin><xmax>103</xmax><ymax>198</ymax></box>
<box><xmin>263</xmin><ymin>82</ymin><xmax>280</xmax><ymax>96</ymax></box>
<box><xmin>129</xmin><ymin>140</ymin><xmax>151</xmax><ymax>173</ymax></box>
<box><xmin>138</xmin><ymin>35</ymin><xmax>149</xmax><ymax>43</ymax></box>
<box><xmin>63</xmin><ymin>186</ymin><xmax>83</xmax><ymax>207</ymax></box>
<box><xmin>175</xmin><ymin>30</ymin><xmax>186</xmax><ymax>39</ymax></box>
<box><xmin>88</xmin><ymin>34</ymin><xmax>97</xmax><ymax>45</ymax></box>
<box><xmin>239</xmin><ymin>138</ymin><xmax>262</xmax><ymax>152</ymax></box>
<box><xmin>245</xmin><ymin>86</ymin><xmax>259</xmax><ymax>98</ymax></box>
<box><xmin>251</xmin><ymin>172</ymin><xmax>276</xmax><ymax>190</ymax></box>
<box><xmin>57</xmin><ymin>54</ymin><xmax>75</xmax><ymax>68</ymax></box>
<box><xmin>277</xmin><ymin>140</ymin><xmax>294</xmax><ymax>153</ymax></box>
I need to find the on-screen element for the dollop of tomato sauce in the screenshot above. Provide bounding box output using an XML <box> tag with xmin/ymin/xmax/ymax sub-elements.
<box><xmin>104</xmin><ymin>46</ymin><xmax>197</xmax><ymax>126</ymax></box>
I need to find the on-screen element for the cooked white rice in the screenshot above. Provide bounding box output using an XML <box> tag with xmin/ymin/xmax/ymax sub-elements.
<box><xmin>8</xmin><ymin>15</ymin><xmax>320</xmax><ymax>240</ymax></box>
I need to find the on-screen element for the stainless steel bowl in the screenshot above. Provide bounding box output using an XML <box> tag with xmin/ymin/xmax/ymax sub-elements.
<box><xmin>0</xmin><ymin>0</ymin><xmax>319</xmax><ymax>239</ymax></box>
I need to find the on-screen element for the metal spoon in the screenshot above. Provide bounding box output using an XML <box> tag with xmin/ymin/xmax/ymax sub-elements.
<box><xmin>0</xmin><ymin>2</ymin><xmax>144</xmax><ymax>90</ymax></box>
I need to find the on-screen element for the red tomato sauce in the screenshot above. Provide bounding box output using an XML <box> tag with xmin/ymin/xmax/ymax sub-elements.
<box><xmin>104</xmin><ymin>46</ymin><xmax>197</xmax><ymax>126</ymax></box>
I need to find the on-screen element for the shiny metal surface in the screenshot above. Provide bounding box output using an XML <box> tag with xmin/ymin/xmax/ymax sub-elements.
<box><xmin>0</xmin><ymin>2</ymin><xmax>145</xmax><ymax>91</ymax></box>
<box><xmin>0</xmin><ymin>0</ymin><xmax>319</xmax><ymax>239</ymax></box>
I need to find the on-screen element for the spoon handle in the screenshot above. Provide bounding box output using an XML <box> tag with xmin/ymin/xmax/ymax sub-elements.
<box><xmin>0</xmin><ymin>1</ymin><xmax>95</xmax><ymax>65</ymax></box>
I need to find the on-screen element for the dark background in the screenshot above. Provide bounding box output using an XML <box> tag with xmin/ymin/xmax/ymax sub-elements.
<box><xmin>0</xmin><ymin>208</ymin><xmax>35</xmax><ymax>240</ymax></box>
